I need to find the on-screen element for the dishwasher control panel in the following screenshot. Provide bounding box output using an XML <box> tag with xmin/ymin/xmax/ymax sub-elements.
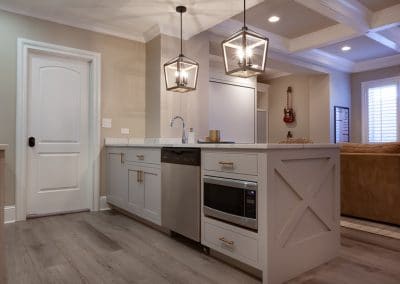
<box><xmin>161</xmin><ymin>148</ymin><xmax>201</xmax><ymax>166</ymax></box>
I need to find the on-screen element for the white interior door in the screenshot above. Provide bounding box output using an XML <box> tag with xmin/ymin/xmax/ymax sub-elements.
<box><xmin>209</xmin><ymin>81</ymin><xmax>255</xmax><ymax>143</ymax></box>
<box><xmin>27</xmin><ymin>52</ymin><xmax>91</xmax><ymax>216</ymax></box>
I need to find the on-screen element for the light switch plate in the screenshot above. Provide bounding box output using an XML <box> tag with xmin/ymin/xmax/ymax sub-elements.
<box><xmin>121</xmin><ymin>128</ymin><xmax>130</xmax><ymax>134</ymax></box>
<box><xmin>102</xmin><ymin>118</ymin><xmax>112</xmax><ymax>128</ymax></box>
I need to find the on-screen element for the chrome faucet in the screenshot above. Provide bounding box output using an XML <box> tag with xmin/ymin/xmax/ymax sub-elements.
<box><xmin>170</xmin><ymin>115</ymin><xmax>188</xmax><ymax>144</ymax></box>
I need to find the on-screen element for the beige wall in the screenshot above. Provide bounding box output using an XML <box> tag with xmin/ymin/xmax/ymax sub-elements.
<box><xmin>351</xmin><ymin>66</ymin><xmax>400</xmax><ymax>142</ymax></box>
<box><xmin>145</xmin><ymin>36</ymin><xmax>161</xmax><ymax>138</ymax></box>
<box><xmin>145</xmin><ymin>33</ymin><xmax>210</xmax><ymax>140</ymax></box>
<box><xmin>329</xmin><ymin>71</ymin><xmax>351</xmax><ymax>143</ymax></box>
<box><xmin>309</xmin><ymin>74</ymin><xmax>331</xmax><ymax>143</ymax></box>
<box><xmin>268</xmin><ymin>75</ymin><xmax>312</xmax><ymax>142</ymax></box>
<box><xmin>0</xmin><ymin>10</ymin><xmax>146</xmax><ymax>205</ymax></box>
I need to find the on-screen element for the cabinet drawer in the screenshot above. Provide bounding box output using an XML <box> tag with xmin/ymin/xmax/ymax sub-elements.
<box><xmin>203</xmin><ymin>152</ymin><xmax>258</xmax><ymax>175</ymax></box>
<box><xmin>204</xmin><ymin>222</ymin><xmax>258</xmax><ymax>263</ymax></box>
<box><xmin>125</xmin><ymin>148</ymin><xmax>160</xmax><ymax>165</ymax></box>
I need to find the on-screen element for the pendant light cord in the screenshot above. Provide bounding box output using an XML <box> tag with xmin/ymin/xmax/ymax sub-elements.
<box><xmin>180</xmin><ymin>9</ymin><xmax>183</xmax><ymax>56</ymax></box>
<box><xmin>243</xmin><ymin>0</ymin><xmax>246</xmax><ymax>28</ymax></box>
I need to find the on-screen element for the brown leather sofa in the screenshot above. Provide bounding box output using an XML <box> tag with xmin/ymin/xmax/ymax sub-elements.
<box><xmin>340</xmin><ymin>142</ymin><xmax>400</xmax><ymax>226</ymax></box>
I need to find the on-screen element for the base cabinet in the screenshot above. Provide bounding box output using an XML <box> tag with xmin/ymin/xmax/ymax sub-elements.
<box><xmin>106</xmin><ymin>150</ymin><xmax>128</xmax><ymax>209</ymax></box>
<box><xmin>106</xmin><ymin>147</ymin><xmax>161</xmax><ymax>225</ymax></box>
<box><xmin>126</xmin><ymin>165</ymin><xmax>161</xmax><ymax>225</ymax></box>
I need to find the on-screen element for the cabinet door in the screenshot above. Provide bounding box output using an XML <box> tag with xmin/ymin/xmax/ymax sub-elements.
<box><xmin>126</xmin><ymin>164</ymin><xmax>144</xmax><ymax>216</ymax></box>
<box><xmin>142</xmin><ymin>167</ymin><xmax>161</xmax><ymax>225</ymax></box>
<box><xmin>209</xmin><ymin>81</ymin><xmax>255</xmax><ymax>143</ymax></box>
<box><xmin>106</xmin><ymin>150</ymin><xmax>127</xmax><ymax>209</ymax></box>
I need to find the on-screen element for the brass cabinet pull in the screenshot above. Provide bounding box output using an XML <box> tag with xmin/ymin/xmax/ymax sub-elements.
<box><xmin>136</xmin><ymin>154</ymin><xmax>145</xmax><ymax>161</ymax></box>
<box><xmin>137</xmin><ymin>170</ymin><xmax>140</xmax><ymax>183</ymax></box>
<box><xmin>140</xmin><ymin>170</ymin><xmax>144</xmax><ymax>183</ymax></box>
<box><xmin>218</xmin><ymin>161</ymin><xmax>234</xmax><ymax>166</ymax></box>
<box><xmin>120</xmin><ymin>153</ymin><xmax>125</xmax><ymax>164</ymax></box>
<box><xmin>219</xmin><ymin>237</ymin><xmax>234</xmax><ymax>245</ymax></box>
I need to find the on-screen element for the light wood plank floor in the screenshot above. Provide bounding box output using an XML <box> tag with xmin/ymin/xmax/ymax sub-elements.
<box><xmin>5</xmin><ymin>211</ymin><xmax>400</xmax><ymax>284</ymax></box>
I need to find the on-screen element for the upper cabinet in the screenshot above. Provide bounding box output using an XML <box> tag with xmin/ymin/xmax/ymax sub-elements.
<box><xmin>209</xmin><ymin>81</ymin><xmax>256</xmax><ymax>143</ymax></box>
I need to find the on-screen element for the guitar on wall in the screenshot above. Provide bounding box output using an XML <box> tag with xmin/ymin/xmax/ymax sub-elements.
<box><xmin>283</xmin><ymin>86</ymin><xmax>295</xmax><ymax>123</ymax></box>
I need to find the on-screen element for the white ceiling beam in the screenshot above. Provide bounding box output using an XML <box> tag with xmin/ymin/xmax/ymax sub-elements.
<box><xmin>294</xmin><ymin>49</ymin><xmax>354</xmax><ymax>72</ymax></box>
<box><xmin>289</xmin><ymin>24</ymin><xmax>359</xmax><ymax>53</ymax></box>
<box><xmin>293</xmin><ymin>0</ymin><xmax>400</xmax><ymax>53</ymax></box>
<box><xmin>370</xmin><ymin>4</ymin><xmax>400</xmax><ymax>31</ymax></box>
<box><xmin>352</xmin><ymin>53</ymin><xmax>400</xmax><ymax>73</ymax></box>
<box><xmin>365</xmin><ymin>31</ymin><xmax>400</xmax><ymax>52</ymax></box>
<box><xmin>293</xmin><ymin>0</ymin><xmax>371</xmax><ymax>32</ymax></box>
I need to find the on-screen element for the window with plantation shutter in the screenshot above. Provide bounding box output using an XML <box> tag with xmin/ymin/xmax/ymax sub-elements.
<box><xmin>362</xmin><ymin>78</ymin><xmax>400</xmax><ymax>143</ymax></box>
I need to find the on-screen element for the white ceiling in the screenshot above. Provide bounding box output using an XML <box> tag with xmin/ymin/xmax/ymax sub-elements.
<box><xmin>0</xmin><ymin>0</ymin><xmax>263</xmax><ymax>42</ymax></box>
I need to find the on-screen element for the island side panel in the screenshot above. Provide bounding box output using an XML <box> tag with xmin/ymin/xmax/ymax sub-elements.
<box><xmin>265</xmin><ymin>147</ymin><xmax>340</xmax><ymax>284</ymax></box>
<box><xmin>0</xmin><ymin>150</ymin><xmax>5</xmax><ymax>283</ymax></box>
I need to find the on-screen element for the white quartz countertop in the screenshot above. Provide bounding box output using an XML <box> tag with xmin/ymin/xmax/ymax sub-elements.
<box><xmin>104</xmin><ymin>138</ymin><xmax>339</xmax><ymax>150</ymax></box>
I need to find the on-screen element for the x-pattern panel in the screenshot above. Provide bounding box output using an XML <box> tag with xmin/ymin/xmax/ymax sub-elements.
<box><xmin>274</xmin><ymin>158</ymin><xmax>335</xmax><ymax>247</ymax></box>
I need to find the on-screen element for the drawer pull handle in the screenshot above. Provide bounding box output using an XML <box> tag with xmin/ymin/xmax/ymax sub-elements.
<box><xmin>219</xmin><ymin>237</ymin><xmax>234</xmax><ymax>245</ymax></box>
<box><xmin>136</xmin><ymin>154</ymin><xmax>145</xmax><ymax>160</ymax></box>
<box><xmin>120</xmin><ymin>153</ymin><xmax>125</xmax><ymax>164</ymax></box>
<box><xmin>219</xmin><ymin>161</ymin><xmax>234</xmax><ymax>166</ymax></box>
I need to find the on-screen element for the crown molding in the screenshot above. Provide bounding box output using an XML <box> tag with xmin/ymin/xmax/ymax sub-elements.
<box><xmin>352</xmin><ymin>53</ymin><xmax>400</xmax><ymax>72</ymax></box>
<box><xmin>0</xmin><ymin>6</ymin><xmax>145</xmax><ymax>42</ymax></box>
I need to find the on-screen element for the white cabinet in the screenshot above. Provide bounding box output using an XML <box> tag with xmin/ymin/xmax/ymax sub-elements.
<box><xmin>209</xmin><ymin>81</ymin><xmax>255</xmax><ymax>143</ymax></box>
<box><xmin>126</xmin><ymin>164</ymin><xmax>161</xmax><ymax>225</ymax></box>
<box><xmin>201</xmin><ymin>149</ymin><xmax>263</xmax><ymax>269</ymax></box>
<box><xmin>106</xmin><ymin>147</ymin><xmax>161</xmax><ymax>225</ymax></box>
<box><xmin>106</xmin><ymin>149</ymin><xmax>128</xmax><ymax>209</ymax></box>
<box><xmin>142</xmin><ymin>167</ymin><xmax>162</xmax><ymax>225</ymax></box>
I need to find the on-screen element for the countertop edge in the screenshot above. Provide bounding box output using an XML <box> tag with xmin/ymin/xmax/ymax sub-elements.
<box><xmin>104</xmin><ymin>142</ymin><xmax>339</xmax><ymax>150</ymax></box>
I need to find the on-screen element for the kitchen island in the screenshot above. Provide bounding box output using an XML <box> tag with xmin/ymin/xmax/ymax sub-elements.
<box><xmin>105</xmin><ymin>139</ymin><xmax>340</xmax><ymax>284</ymax></box>
<box><xmin>0</xmin><ymin>145</ymin><xmax>7</xmax><ymax>284</ymax></box>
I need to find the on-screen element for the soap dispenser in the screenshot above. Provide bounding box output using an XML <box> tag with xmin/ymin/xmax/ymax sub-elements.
<box><xmin>188</xmin><ymin>128</ymin><xmax>196</xmax><ymax>144</ymax></box>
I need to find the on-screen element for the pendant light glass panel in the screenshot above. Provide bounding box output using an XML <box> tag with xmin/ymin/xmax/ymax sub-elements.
<box><xmin>222</xmin><ymin>28</ymin><xmax>269</xmax><ymax>78</ymax></box>
<box><xmin>164</xmin><ymin>55</ymin><xmax>199</xmax><ymax>93</ymax></box>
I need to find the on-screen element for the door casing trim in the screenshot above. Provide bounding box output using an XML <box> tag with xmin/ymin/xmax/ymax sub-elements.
<box><xmin>16</xmin><ymin>38</ymin><xmax>101</xmax><ymax>221</ymax></box>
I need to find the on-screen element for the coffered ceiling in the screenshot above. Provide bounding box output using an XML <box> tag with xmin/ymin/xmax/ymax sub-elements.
<box><xmin>212</xmin><ymin>0</ymin><xmax>400</xmax><ymax>74</ymax></box>
<box><xmin>0</xmin><ymin>0</ymin><xmax>399</xmax><ymax>74</ymax></box>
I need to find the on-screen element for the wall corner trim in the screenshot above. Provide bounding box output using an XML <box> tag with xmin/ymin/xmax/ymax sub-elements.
<box><xmin>100</xmin><ymin>196</ymin><xmax>110</xmax><ymax>211</ymax></box>
<box><xmin>4</xmin><ymin>206</ymin><xmax>16</xmax><ymax>224</ymax></box>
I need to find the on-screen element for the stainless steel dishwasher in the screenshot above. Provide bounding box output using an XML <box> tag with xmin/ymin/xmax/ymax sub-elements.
<box><xmin>161</xmin><ymin>147</ymin><xmax>201</xmax><ymax>242</ymax></box>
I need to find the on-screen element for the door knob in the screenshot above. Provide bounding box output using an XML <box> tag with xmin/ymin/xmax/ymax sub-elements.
<box><xmin>28</xmin><ymin>137</ymin><xmax>36</xmax><ymax>147</ymax></box>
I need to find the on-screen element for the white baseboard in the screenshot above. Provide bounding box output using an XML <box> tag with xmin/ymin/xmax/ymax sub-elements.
<box><xmin>4</xmin><ymin>205</ymin><xmax>16</xmax><ymax>224</ymax></box>
<box><xmin>100</xmin><ymin>196</ymin><xmax>110</xmax><ymax>211</ymax></box>
<box><xmin>4</xmin><ymin>198</ymin><xmax>109</xmax><ymax>223</ymax></box>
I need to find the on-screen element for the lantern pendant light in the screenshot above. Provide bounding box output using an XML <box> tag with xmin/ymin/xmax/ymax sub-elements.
<box><xmin>163</xmin><ymin>6</ymin><xmax>199</xmax><ymax>93</ymax></box>
<box><xmin>222</xmin><ymin>0</ymin><xmax>269</xmax><ymax>78</ymax></box>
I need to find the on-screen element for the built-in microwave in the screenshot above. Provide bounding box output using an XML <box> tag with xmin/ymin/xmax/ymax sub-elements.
<box><xmin>203</xmin><ymin>176</ymin><xmax>257</xmax><ymax>230</ymax></box>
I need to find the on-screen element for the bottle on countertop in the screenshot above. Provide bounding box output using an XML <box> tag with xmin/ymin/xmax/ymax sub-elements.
<box><xmin>188</xmin><ymin>128</ymin><xmax>196</xmax><ymax>144</ymax></box>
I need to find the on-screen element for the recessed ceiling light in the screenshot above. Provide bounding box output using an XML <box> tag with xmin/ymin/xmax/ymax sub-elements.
<box><xmin>341</xmin><ymin>45</ymin><xmax>351</xmax><ymax>52</ymax></box>
<box><xmin>268</xmin><ymin>16</ymin><xmax>280</xmax><ymax>23</ymax></box>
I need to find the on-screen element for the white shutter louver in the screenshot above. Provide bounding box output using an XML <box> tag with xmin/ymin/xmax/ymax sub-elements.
<box><xmin>367</xmin><ymin>84</ymin><xmax>397</xmax><ymax>143</ymax></box>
